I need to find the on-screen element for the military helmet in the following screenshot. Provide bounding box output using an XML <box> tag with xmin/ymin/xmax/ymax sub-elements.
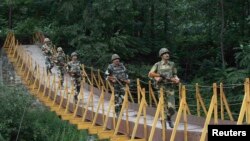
<box><xmin>159</xmin><ymin>48</ymin><xmax>169</xmax><ymax>57</ymax></box>
<box><xmin>57</xmin><ymin>47</ymin><xmax>63</xmax><ymax>52</ymax></box>
<box><xmin>44</xmin><ymin>38</ymin><xmax>50</xmax><ymax>42</ymax></box>
<box><xmin>71</xmin><ymin>52</ymin><xmax>77</xmax><ymax>57</ymax></box>
<box><xmin>111</xmin><ymin>54</ymin><xmax>120</xmax><ymax>61</ymax></box>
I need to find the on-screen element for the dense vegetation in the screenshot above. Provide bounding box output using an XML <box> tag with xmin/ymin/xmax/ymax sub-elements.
<box><xmin>1</xmin><ymin>0</ymin><xmax>250</xmax><ymax>84</ymax></box>
<box><xmin>0</xmin><ymin>84</ymin><xmax>94</xmax><ymax>141</ymax></box>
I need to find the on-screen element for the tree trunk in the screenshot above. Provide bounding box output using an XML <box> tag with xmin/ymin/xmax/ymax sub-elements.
<box><xmin>164</xmin><ymin>0</ymin><xmax>169</xmax><ymax>44</ymax></box>
<box><xmin>207</xmin><ymin>0</ymin><xmax>213</xmax><ymax>43</ymax></box>
<box><xmin>248</xmin><ymin>0</ymin><xmax>250</xmax><ymax>36</ymax></box>
<box><xmin>220</xmin><ymin>0</ymin><xmax>226</xmax><ymax>69</ymax></box>
<box><xmin>240</xmin><ymin>0</ymin><xmax>247</xmax><ymax>37</ymax></box>
<box><xmin>8</xmin><ymin>0</ymin><xmax>13</xmax><ymax>29</ymax></box>
<box><xmin>150</xmin><ymin>3</ymin><xmax>155</xmax><ymax>47</ymax></box>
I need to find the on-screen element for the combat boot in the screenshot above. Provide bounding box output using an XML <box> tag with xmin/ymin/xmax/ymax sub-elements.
<box><xmin>167</xmin><ymin>116</ymin><xmax>174</xmax><ymax>128</ymax></box>
<box><xmin>60</xmin><ymin>81</ymin><xmax>64</xmax><ymax>88</ymax></box>
<box><xmin>74</xmin><ymin>95</ymin><xmax>78</xmax><ymax>104</ymax></box>
<box><xmin>115</xmin><ymin>107</ymin><xmax>120</xmax><ymax>118</ymax></box>
<box><xmin>46</xmin><ymin>68</ymin><xmax>50</xmax><ymax>75</ymax></box>
<box><xmin>49</xmin><ymin>68</ymin><xmax>52</xmax><ymax>74</ymax></box>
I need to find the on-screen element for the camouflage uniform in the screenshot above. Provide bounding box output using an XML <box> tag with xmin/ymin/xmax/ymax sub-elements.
<box><xmin>42</xmin><ymin>43</ymin><xmax>54</xmax><ymax>74</ymax></box>
<box><xmin>67</xmin><ymin>60</ymin><xmax>82</xmax><ymax>100</ymax></box>
<box><xmin>149</xmin><ymin>60</ymin><xmax>177</xmax><ymax>119</ymax></box>
<box><xmin>105</xmin><ymin>63</ymin><xmax>129</xmax><ymax>116</ymax></box>
<box><xmin>54</xmin><ymin>51</ymin><xmax>66</xmax><ymax>85</ymax></box>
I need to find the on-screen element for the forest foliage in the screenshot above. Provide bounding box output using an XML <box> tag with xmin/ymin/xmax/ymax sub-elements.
<box><xmin>0</xmin><ymin>84</ymin><xmax>93</xmax><ymax>141</ymax></box>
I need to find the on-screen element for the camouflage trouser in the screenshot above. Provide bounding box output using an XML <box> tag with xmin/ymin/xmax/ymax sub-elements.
<box><xmin>45</xmin><ymin>56</ymin><xmax>53</xmax><ymax>74</ymax></box>
<box><xmin>114</xmin><ymin>83</ymin><xmax>125</xmax><ymax>116</ymax></box>
<box><xmin>57</xmin><ymin>66</ymin><xmax>64</xmax><ymax>85</ymax></box>
<box><xmin>157</xmin><ymin>84</ymin><xmax>175</xmax><ymax>120</ymax></box>
<box><xmin>71</xmin><ymin>76</ymin><xmax>81</xmax><ymax>96</ymax></box>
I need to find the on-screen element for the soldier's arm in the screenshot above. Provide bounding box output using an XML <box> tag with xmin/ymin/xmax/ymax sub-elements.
<box><xmin>49</xmin><ymin>48</ymin><xmax>53</xmax><ymax>55</ymax></box>
<box><xmin>171</xmin><ymin>62</ymin><xmax>180</xmax><ymax>83</ymax></box>
<box><xmin>66</xmin><ymin>63</ymin><xmax>76</xmax><ymax>76</ymax></box>
<box><xmin>104</xmin><ymin>65</ymin><xmax>116</xmax><ymax>82</ymax></box>
<box><xmin>122</xmin><ymin>65</ymin><xmax>130</xmax><ymax>84</ymax></box>
<box><xmin>66</xmin><ymin>63</ymin><xmax>71</xmax><ymax>72</ymax></box>
<box><xmin>79</xmin><ymin>63</ymin><xmax>83</xmax><ymax>71</ymax></box>
<box><xmin>41</xmin><ymin>45</ymin><xmax>46</xmax><ymax>51</ymax></box>
<box><xmin>52</xmin><ymin>53</ymin><xmax>57</xmax><ymax>63</ymax></box>
<box><xmin>148</xmin><ymin>63</ymin><xmax>161</xmax><ymax>78</ymax></box>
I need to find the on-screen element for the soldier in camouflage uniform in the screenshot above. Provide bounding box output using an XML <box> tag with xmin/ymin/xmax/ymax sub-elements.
<box><xmin>54</xmin><ymin>47</ymin><xmax>66</xmax><ymax>86</ymax></box>
<box><xmin>148</xmin><ymin>48</ymin><xmax>180</xmax><ymax>128</ymax></box>
<box><xmin>66</xmin><ymin>52</ymin><xmax>82</xmax><ymax>101</ymax></box>
<box><xmin>105</xmin><ymin>54</ymin><xmax>130</xmax><ymax>117</ymax></box>
<box><xmin>42</xmin><ymin>38</ymin><xmax>54</xmax><ymax>74</ymax></box>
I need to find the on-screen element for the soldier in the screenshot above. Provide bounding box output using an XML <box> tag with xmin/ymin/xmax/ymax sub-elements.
<box><xmin>54</xmin><ymin>47</ymin><xmax>66</xmax><ymax>86</ymax></box>
<box><xmin>148</xmin><ymin>48</ymin><xmax>180</xmax><ymax>128</ymax></box>
<box><xmin>105</xmin><ymin>54</ymin><xmax>130</xmax><ymax>117</ymax></box>
<box><xmin>42</xmin><ymin>38</ymin><xmax>54</xmax><ymax>74</ymax></box>
<box><xmin>66</xmin><ymin>52</ymin><xmax>82</xmax><ymax>102</ymax></box>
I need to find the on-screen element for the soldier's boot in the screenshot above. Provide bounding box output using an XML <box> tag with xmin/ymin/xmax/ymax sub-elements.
<box><xmin>49</xmin><ymin>67</ymin><xmax>52</xmax><ymax>74</ymax></box>
<box><xmin>167</xmin><ymin>116</ymin><xmax>174</xmax><ymax>128</ymax></box>
<box><xmin>115</xmin><ymin>107</ymin><xmax>120</xmax><ymax>118</ymax></box>
<box><xmin>46</xmin><ymin>68</ymin><xmax>50</xmax><ymax>75</ymax></box>
<box><xmin>60</xmin><ymin>81</ymin><xmax>64</xmax><ymax>88</ymax></box>
<box><xmin>74</xmin><ymin>94</ymin><xmax>78</xmax><ymax>104</ymax></box>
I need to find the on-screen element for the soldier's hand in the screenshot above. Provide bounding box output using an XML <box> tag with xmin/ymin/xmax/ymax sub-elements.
<box><xmin>170</xmin><ymin>77</ymin><xmax>180</xmax><ymax>84</ymax></box>
<box><xmin>108</xmin><ymin>76</ymin><xmax>116</xmax><ymax>83</ymax></box>
<box><xmin>123</xmin><ymin>79</ymin><xmax>130</xmax><ymax>84</ymax></box>
<box><xmin>154</xmin><ymin>77</ymin><xmax>162</xmax><ymax>82</ymax></box>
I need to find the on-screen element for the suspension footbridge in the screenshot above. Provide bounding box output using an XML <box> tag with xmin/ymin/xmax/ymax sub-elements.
<box><xmin>2</xmin><ymin>32</ymin><xmax>250</xmax><ymax>141</ymax></box>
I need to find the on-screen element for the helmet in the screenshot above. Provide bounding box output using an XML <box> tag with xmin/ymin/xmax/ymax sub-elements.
<box><xmin>44</xmin><ymin>38</ymin><xmax>50</xmax><ymax>42</ymax></box>
<box><xmin>71</xmin><ymin>52</ymin><xmax>77</xmax><ymax>57</ymax></box>
<box><xmin>111</xmin><ymin>54</ymin><xmax>120</xmax><ymax>61</ymax></box>
<box><xmin>57</xmin><ymin>47</ymin><xmax>63</xmax><ymax>52</ymax></box>
<box><xmin>159</xmin><ymin>48</ymin><xmax>169</xmax><ymax>57</ymax></box>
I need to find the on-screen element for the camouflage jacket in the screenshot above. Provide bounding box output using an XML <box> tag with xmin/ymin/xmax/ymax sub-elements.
<box><xmin>54</xmin><ymin>52</ymin><xmax>66</xmax><ymax>66</ymax></box>
<box><xmin>42</xmin><ymin>44</ymin><xmax>53</xmax><ymax>57</ymax></box>
<box><xmin>66</xmin><ymin>61</ymin><xmax>82</xmax><ymax>77</ymax></box>
<box><xmin>105</xmin><ymin>63</ymin><xmax>129</xmax><ymax>82</ymax></box>
<box><xmin>149</xmin><ymin>60</ymin><xmax>177</xmax><ymax>84</ymax></box>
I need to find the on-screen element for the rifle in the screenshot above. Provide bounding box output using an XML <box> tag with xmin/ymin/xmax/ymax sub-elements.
<box><xmin>108</xmin><ymin>75</ymin><xmax>129</xmax><ymax>86</ymax></box>
<box><xmin>159</xmin><ymin>73</ymin><xmax>180</xmax><ymax>84</ymax></box>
